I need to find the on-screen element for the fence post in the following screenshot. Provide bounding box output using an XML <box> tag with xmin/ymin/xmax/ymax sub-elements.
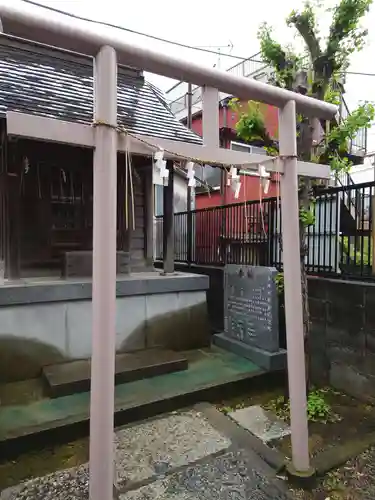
<box><xmin>267</xmin><ymin>199</ymin><xmax>276</xmax><ymax>267</ymax></box>
<box><xmin>162</xmin><ymin>160</ymin><xmax>175</xmax><ymax>274</ymax></box>
<box><xmin>187</xmin><ymin>209</ymin><xmax>193</xmax><ymax>264</ymax></box>
<box><xmin>372</xmin><ymin>194</ymin><xmax>375</xmax><ymax>275</ymax></box>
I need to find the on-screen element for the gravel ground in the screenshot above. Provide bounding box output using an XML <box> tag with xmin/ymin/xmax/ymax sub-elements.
<box><xmin>1</xmin><ymin>409</ymin><xmax>290</xmax><ymax>500</ymax></box>
<box><xmin>7</xmin><ymin>446</ymin><xmax>375</xmax><ymax>500</ymax></box>
<box><xmin>0</xmin><ymin>466</ymin><xmax>90</xmax><ymax>500</ymax></box>
<box><xmin>0</xmin><ymin>409</ymin><xmax>232</xmax><ymax>499</ymax></box>
<box><xmin>120</xmin><ymin>449</ymin><xmax>290</xmax><ymax>500</ymax></box>
<box><xmin>290</xmin><ymin>446</ymin><xmax>375</xmax><ymax>499</ymax></box>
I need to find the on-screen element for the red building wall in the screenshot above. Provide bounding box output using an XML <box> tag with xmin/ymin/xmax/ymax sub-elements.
<box><xmin>195</xmin><ymin>176</ymin><xmax>278</xmax><ymax>210</ymax></box>
<box><xmin>192</xmin><ymin>101</ymin><xmax>279</xmax><ymax>262</ymax></box>
<box><xmin>193</xmin><ymin>99</ymin><xmax>279</xmax><ymax>209</ymax></box>
<box><xmin>193</xmin><ymin>190</ymin><xmax>275</xmax><ymax>264</ymax></box>
<box><xmin>191</xmin><ymin>101</ymin><xmax>279</xmax><ymax>143</ymax></box>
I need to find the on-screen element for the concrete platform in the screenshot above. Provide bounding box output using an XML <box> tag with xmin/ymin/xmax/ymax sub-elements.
<box><xmin>0</xmin><ymin>271</ymin><xmax>210</xmax><ymax>383</ymax></box>
<box><xmin>0</xmin><ymin>347</ymin><xmax>266</xmax><ymax>458</ymax></box>
<box><xmin>42</xmin><ymin>349</ymin><xmax>188</xmax><ymax>398</ymax></box>
<box><xmin>0</xmin><ymin>271</ymin><xmax>209</xmax><ymax>305</ymax></box>
<box><xmin>0</xmin><ymin>404</ymin><xmax>290</xmax><ymax>500</ymax></box>
<box><xmin>213</xmin><ymin>333</ymin><xmax>287</xmax><ymax>372</ymax></box>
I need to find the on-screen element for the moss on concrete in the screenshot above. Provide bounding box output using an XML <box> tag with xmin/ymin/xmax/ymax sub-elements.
<box><xmin>0</xmin><ymin>438</ymin><xmax>89</xmax><ymax>490</ymax></box>
<box><xmin>313</xmin><ymin>431</ymin><xmax>375</xmax><ymax>476</ymax></box>
<box><xmin>0</xmin><ymin>379</ymin><xmax>45</xmax><ymax>407</ymax></box>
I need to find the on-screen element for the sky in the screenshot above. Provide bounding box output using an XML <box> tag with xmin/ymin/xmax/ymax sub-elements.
<box><xmin>2</xmin><ymin>0</ymin><xmax>375</xmax><ymax>173</ymax></box>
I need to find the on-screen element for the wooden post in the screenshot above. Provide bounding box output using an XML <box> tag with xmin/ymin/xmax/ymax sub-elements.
<box><xmin>162</xmin><ymin>160</ymin><xmax>174</xmax><ymax>274</ymax></box>
<box><xmin>5</xmin><ymin>139</ymin><xmax>21</xmax><ymax>280</ymax></box>
<box><xmin>144</xmin><ymin>165</ymin><xmax>154</xmax><ymax>267</ymax></box>
<box><xmin>124</xmin><ymin>158</ymin><xmax>133</xmax><ymax>271</ymax></box>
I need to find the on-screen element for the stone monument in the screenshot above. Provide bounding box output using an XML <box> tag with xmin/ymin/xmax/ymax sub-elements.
<box><xmin>214</xmin><ymin>265</ymin><xmax>286</xmax><ymax>371</ymax></box>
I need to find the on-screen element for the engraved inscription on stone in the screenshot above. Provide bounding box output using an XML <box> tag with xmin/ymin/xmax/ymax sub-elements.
<box><xmin>224</xmin><ymin>265</ymin><xmax>279</xmax><ymax>352</ymax></box>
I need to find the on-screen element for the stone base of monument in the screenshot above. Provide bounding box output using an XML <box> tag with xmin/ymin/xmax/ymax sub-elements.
<box><xmin>213</xmin><ymin>333</ymin><xmax>287</xmax><ymax>372</ymax></box>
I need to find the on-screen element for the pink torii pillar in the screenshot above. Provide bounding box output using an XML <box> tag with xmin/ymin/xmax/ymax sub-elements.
<box><xmin>279</xmin><ymin>101</ymin><xmax>310</xmax><ymax>473</ymax></box>
<box><xmin>0</xmin><ymin>5</ymin><xmax>337</xmax><ymax>499</ymax></box>
<box><xmin>90</xmin><ymin>45</ymin><xmax>118</xmax><ymax>499</ymax></box>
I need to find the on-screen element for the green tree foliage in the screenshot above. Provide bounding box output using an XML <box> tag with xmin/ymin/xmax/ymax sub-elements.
<box><xmin>232</xmin><ymin>0</ymin><xmax>374</xmax><ymax>385</ymax></box>
<box><xmin>233</xmin><ymin>0</ymin><xmax>375</xmax><ymax>171</ymax></box>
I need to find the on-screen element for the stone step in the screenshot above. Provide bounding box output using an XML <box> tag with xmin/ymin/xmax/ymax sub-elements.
<box><xmin>42</xmin><ymin>348</ymin><xmax>188</xmax><ymax>398</ymax></box>
<box><xmin>0</xmin><ymin>348</ymin><xmax>272</xmax><ymax>460</ymax></box>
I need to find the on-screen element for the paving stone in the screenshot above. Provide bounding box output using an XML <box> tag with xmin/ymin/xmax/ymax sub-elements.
<box><xmin>1</xmin><ymin>409</ymin><xmax>230</xmax><ymax>499</ymax></box>
<box><xmin>114</xmin><ymin>409</ymin><xmax>231</xmax><ymax>486</ymax></box>
<box><xmin>229</xmin><ymin>405</ymin><xmax>291</xmax><ymax>443</ymax></box>
<box><xmin>120</xmin><ymin>480</ymin><xmax>198</xmax><ymax>500</ymax></box>
<box><xmin>120</xmin><ymin>449</ymin><xmax>290</xmax><ymax>500</ymax></box>
<box><xmin>1</xmin><ymin>409</ymin><xmax>290</xmax><ymax>500</ymax></box>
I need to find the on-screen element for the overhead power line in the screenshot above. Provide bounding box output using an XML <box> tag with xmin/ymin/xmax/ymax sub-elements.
<box><xmin>345</xmin><ymin>70</ymin><xmax>375</xmax><ymax>77</ymax></box>
<box><xmin>19</xmin><ymin>0</ymin><xmax>261</xmax><ymax>62</ymax></box>
<box><xmin>16</xmin><ymin>1</ymin><xmax>375</xmax><ymax>79</ymax></box>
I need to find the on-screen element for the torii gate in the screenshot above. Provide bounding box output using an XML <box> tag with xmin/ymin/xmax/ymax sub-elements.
<box><xmin>0</xmin><ymin>5</ymin><xmax>337</xmax><ymax>499</ymax></box>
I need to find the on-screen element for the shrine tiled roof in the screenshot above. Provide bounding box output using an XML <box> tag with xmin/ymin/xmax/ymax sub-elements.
<box><xmin>0</xmin><ymin>35</ymin><xmax>202</xmax><ymax>145</ymax></box>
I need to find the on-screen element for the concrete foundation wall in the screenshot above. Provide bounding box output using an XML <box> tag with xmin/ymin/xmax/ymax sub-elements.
<box><xmin>308</xmin><ymin>277</ymin><xmax>375</xmax><ymax>402</ymax></box>
<box><xmin>0</xmin><ymin>273</ymin><xmax>210</xmax><ymax>382</ymax></box>
<box><xmin>155</xmin><ymin>263</ymin><xmax>224</xmax><ymax>333</ymax></box>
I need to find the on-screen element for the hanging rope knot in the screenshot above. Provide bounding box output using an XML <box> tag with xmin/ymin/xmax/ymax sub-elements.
<box><xmin>279</xmin><ymin>154</ymin><xmax>298</xmax><ymax>161</ymax></box>
<box><xmin>92</xmin><ymin>120</ymin><xmax>118</xmax><ymax>130</ymax></box>
<box><xmin>92</xmin><ymin>121</ymin><xmax>292</xmax><ymax>204</ymax></box>
<box><xmin>99</xmin><ymin>121</ymin><xmax>285</xmax><ymax>172</ymax></box>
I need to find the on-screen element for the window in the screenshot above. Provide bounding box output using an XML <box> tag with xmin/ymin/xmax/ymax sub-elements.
<box><xmin>231</xmin><ymin>141</ymin><xmax>253</xmax><ymax>154</ymax></box>
<box><xmin>230</xmin><ymin>141</ymin><xmax>267</xmax><ymax>156</ymax></box>
<box><xmin>230</xmin><ymin>141</ymin><xmax>268</xmax><ymax>177</ymax></box>
<box><xmin>195</xmin><ymin>164</ymin><xmax>221</xmax><ymax>189</ymax></box>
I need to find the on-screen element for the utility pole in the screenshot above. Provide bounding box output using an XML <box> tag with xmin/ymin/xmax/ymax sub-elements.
<box><xmin>186</xmin><ymin>83</ymin><xmax>193</xmax><ymax>264</ymax></box>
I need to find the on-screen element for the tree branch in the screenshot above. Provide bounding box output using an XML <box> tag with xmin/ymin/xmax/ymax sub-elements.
<box><xmin>258</xmin><ymin>23</ymin><xmax>288</xmax><ymax>72</ymax></box>
<box><xmin>326</xmin><ymin>0</ymin><xmax>371</xmax><ymax>64</ymax></box>
<box><xmin>229</xmin><ymin>99</ymin><xmax>277</xmax><ymax>150</ymax></box>
<box><xmin>257</xmin><ymin>23</ymin><xmax>300</xmax><ymax>90</ymax></box>
<box><xmin>288</xmin><ymin>5</ymin><xmax>321</xmax><ymax>62</ymax></box>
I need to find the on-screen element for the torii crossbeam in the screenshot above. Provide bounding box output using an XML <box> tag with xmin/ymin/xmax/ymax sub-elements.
<box><xmin>0</xmin><ymin>4</ymin><xmax>337</xmax><ymax>499</ymax></box>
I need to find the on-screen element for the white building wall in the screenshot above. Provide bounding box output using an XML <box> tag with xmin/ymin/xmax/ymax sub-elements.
<box><xmin>273</xmin><ymin>196</ymin><xmax>341</xmax><ymax>273</ymax></box>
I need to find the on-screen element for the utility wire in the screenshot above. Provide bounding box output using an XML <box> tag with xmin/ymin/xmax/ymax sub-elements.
<box><xmin>18</xmin><ymin>1</ymin><xmax>375</xmax><ymax>79</ymax></box>
<box><xmin>19</xmin><ymin>0</ymin><xmax>262</xmax><ymax>62</ymax></box>
<box><xmin>344</xmin><ymin>71</ymin><xmax>375</xmax><ymax>77</ymax></box>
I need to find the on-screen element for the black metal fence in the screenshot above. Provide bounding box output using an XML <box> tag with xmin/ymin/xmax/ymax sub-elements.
<box><xmin>155</xmin><ymin>180</ymin><xmax>375</xmax><ymax>280</ymax></box>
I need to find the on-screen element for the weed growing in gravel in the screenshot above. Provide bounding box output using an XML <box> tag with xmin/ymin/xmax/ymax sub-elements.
<box><xmin>265</xmin><ymin>387</ymin><xmax>342</xmax><ymax>424</ymax></box>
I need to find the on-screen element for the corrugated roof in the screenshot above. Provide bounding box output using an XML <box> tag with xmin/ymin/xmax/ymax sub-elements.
<box><xmin>0</xmin><ymin>35</ymin><xmax>202</xmax><ymax>145</ymax></box>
